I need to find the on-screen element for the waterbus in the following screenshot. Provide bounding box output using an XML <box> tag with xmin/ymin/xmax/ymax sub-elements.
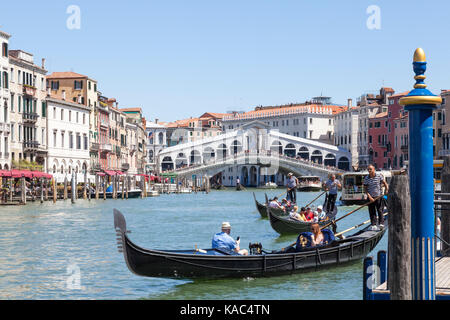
<box><xmin>340</xmin><ymin>170</ymin><xmax>392</xmax><ymax>206</ymax></box>
<box><xmin>404</xmin><ymin>159</ymin><xmax>443</xmax><ymax>192</ymax></box>
<box><xmin>297</xmin><ymin>176</ymin><xmax>322</xmax><ymax>192</ymax></box>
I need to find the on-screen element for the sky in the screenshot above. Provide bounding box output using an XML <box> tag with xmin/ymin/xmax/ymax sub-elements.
<box><xmin>1</xmin><ymin>0</ymin><xmax>450</xmax><ymax>122</ymax></box>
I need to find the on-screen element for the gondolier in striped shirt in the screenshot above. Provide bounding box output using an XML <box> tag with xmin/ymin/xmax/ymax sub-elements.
<box><xmin>286</xmin><ymin>173</ymin><xmax>299</xmax><ymax>204</ymax></box>
<box><xmin>363</xmin><ymin>164</ymin><xmax>389</xmax><ymax>231</ymax></box>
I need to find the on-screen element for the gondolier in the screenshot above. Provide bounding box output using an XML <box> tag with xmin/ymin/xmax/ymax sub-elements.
<box><xmin>324</xmin><ymin>174</ymin><xmax>341</xmax><ymax>214</ymax></box>
<box><xmin>363</xmin><ymin>165</ymin><xmax>389</xmax><ymax>231</ymax></box>
<box><xmin>286</xmin><ymin>173</ymin><xmax>299</xmax><ymax>204</ymax></box>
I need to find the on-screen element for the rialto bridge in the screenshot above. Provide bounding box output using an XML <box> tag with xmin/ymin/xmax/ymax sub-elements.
<box><xmin>157</xmin><ymin>121</ymin><xmax>351</xmax><ymax>187</ymax></box>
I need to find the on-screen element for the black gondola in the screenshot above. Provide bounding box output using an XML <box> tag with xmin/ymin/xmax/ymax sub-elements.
<box><xmin>113</xmin><ymin>209</ymin><xmax>387</xmax><ymax>279</ymax></box>
<box><xmin>253</xmin><ymin>193</ymin><xmax>287</xmax><ymax>218</ymax></box>
<box><xmin>267</xmin><ymin>195</ymin><xmax>338</xmax><ymax>235</ymax></box>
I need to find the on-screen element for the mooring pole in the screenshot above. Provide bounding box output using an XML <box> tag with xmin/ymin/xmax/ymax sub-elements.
<box><xmin>399</xmin><ymin>48</ymin><xmax>442</xmax><ymax>300</ymax></box>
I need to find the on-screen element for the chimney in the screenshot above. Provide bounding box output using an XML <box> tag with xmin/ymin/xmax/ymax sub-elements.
<box><xmin>155</xmin><ymin>118</ymin><xmax>159</xmax><ymax>124</ymax></box>
<box><xmin>348</xmin><ymin>99</ymin><xmax>353</xmax><ymax>108</ymax></box>
<box><xmin>62</xmin><ymin>90</ymin><xmax>66</xmax><ymax>100</ymax></box>
<box><xmin>41</xmin><ymin>58</ymin><xmax>46</xmax><ymax>69</ymax></box>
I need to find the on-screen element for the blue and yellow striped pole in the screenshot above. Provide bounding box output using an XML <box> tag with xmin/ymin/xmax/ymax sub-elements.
<box><xmin>399</xmin><ymin>48</ymin><xmax>441</xmax><ymax>300</ymax></box>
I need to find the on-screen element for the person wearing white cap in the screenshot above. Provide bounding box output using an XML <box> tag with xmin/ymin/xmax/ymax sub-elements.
<box><xmin>317</xmin><ymin>205</ymin><xmax>326</xmax><ymax>220</ymax></box>
<box><xmin>212</xmin><ymin>222</ymin><xmax>248</xmax><ymax>255</ymax></box>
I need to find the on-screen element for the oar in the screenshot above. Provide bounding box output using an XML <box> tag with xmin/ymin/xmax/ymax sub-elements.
<box><xmin>320</xmin><ymin>195</ymin><xmax>384</xmax><ymax>231</ymax></box>
<box><xmin>335</xmin><ymin>212</ymin><xmax>388</xmax><ymax>238</ymax></box>
<box><xmin>303</xmin><ymin>191</ymin><xmax>327</xmax><ymax>208</ymax></box>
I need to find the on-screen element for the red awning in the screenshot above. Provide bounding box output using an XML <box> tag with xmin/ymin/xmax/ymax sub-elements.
<box><xmin>115</xmin><ymin>170</ymin><xmax>125</xmax><ymax>175</ymax></box>
<box><xmin>97</xmin><ymin>172</ymin><xmax>106</xmax><ymax>177</ymax></box>
<box><xmin>0</xmin><ymin>170</ymin><xmax>12</xmax><ymax>178</ymax></box>
<box><xmin>30</xmin><ymin>171</ymin><xmax>53</xmax><ymax>179</ymax></box>
<box><xmin>11</xmin><ymin>170</ymin><xmax>33</xmax><ymax>178</ymax></box>
<box><xmin>104</xmin><ymin>170</ymin><xmax>117</xmax><ymax>176</ymax></box>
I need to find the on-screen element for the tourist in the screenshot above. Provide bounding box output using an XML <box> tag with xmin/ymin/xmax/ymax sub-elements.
<box><xmin>286</xmin><ymin>173</ymin><xmax>299</xmax><ymax>204</ymax></box>
<box><xmin>311</xmin><ymin>223</ymin><xmax>324</xmax><ymax>247</ymax></box>
<box><xmin>289</xmin><ymin>206</ymin><xmax>302</xmax><ymax>221</ymax></box>
<box><xmin>268</xmin><ymin>196</ymin><xmax>283</xmax><ymax>210</ymax></box>
<box><xmin>305</xmin><ymin>207</ymin><xmax>314</xmax><ymax>221</ymax></box>
<box><xmin>324</xmin><ymin>174</ymin><xmax>341</xmax><ymax>214</ymax></box>
<box><xmin>316</xmin><ymin>205</ymin><xmax>326</xmax><ymax>220</ymax></box>
<box><xmin>212</xmin><ymin>222</ymin><xmax>248</xmax><ymax>255</ymax></box>
<box><xmin>363</xmin><ymin>164</ymin><xmax>389</xmax><ymax>231</ymax></box>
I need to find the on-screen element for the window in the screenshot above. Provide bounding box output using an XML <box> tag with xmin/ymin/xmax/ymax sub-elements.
<box><xmin>1</xmin><ymin>42</ymin><xmax>8</xmax><ymax>57</ymax></box>
<box><xmin>74</xmin><ymin>80</ymin><xmax>83</xmax><ymax>90</ymax></box>
<box><xmin>84</xmin><ymin>135</ymin><xmax>88</xmax><ymax>150</ymax></box>
<box><xmin>41</xmin><ymin>101</ymin><xmax>46</xmax><ymax>118</ymax></box>
<box><xmin>53</xmin><ymin>131</ymin><xmax>57</xmax><ymax>147</ymax></box>
<box><xmin>61</xmin><ymin>132</ymin><xmax>65</xmax><ymax>148</ymax></box>
<box><xmin>53</xmin><ymin>107</ymin><xmax>56</xmax><ymax>119</ymax></box>
<box><xmin>51</xmin><ymin>81</ymin><xmax>59</xmax><ymax>90</ymax></box>
<box><xmin>61</xmin><ymin>109</ymin><xmax>64</xmax><ymax>121</ymax></box>
<box><xmin>69</xmin><ymin>133</ymin><xmax>73</xmax><ymax>149</ymax></box>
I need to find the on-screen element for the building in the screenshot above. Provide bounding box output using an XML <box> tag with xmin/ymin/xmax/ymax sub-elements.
<box><xmin>8</xmin><ymin>49</ymin><xmax>48</xmax><ymax>169</ymax></box>
<box><xmin>0</xmin><ymin>30</ymin><xmax>11</xmax><ymax>170</ymax></box>
<box><xmin>145</xmin><ymin>119</ymin><xmax>167</xmax><ymax>174</ymax></box>
<box><xmin>97</xmin><ymin>96</ymin><xmax>111</xmax><ymax>171</ymax></box>
<box><xmin>438</xmin><ymin>90</ymin><xmax>450</xmax><ymax>158</ymax></box>
<box><xmin>333</xmin><ymin>99</ymin><xmax>359</xmax><ymax>169</ymax></box>
<box><xmin>46</xmin><ymin>72</ymin><xmax>99</xmax><ymax>171</ymax></box>
<box><xmin>356</xmin><ymin>87</ymin><xmax>394</xmax><ymax>169</ymax></box>
<box><xmin>392</xmin><ymin>113</ymin><xmax>409</xmax><ymax>169</ymax></box>
<box><xmin>221</xmin><ymin>101</ymin><xmax>346</xmax><ymax>145</ymax></box>
<box><xmin>121</xmin><ymin>108</ymin><xmax>147</xmax><ymax>175</ymax></box>
<box><xmin>46</xmin><ymin>97</ymin><xmax>90</xmax><ymax>182</ymax></box>
<box><xmin>368</xmin><ymin>111</ymin><xmax>389</xmax><ymax>169</ymax></box>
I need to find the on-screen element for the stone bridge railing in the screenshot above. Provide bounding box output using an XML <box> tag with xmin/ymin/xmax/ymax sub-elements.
<box><xmin>161</xmin><ymin>151</ymin><xmax>346</xmax><ymax>177</ymax></box>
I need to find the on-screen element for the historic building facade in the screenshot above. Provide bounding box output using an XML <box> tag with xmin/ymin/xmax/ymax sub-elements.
<box><xmin>0</xmin><ymin>30</ymin><xmax>11</xmax><ymax>169</ymax></box>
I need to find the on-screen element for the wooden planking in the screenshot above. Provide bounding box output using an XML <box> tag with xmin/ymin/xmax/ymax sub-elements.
<box><xmin>374</xmin><ymin>257</ymin><xmax>450</xmax><ymax>296</ymax></box>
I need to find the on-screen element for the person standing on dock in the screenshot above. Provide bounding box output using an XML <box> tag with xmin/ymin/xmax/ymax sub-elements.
<box><xmin>324</xmin><ymin>174</ymin><xmax>341</xmax><ymax>214</ymax></box>
<box><xmin>286</xmin><ymin>173</ymin><xmax>298</xmax><ymax>204</ymax></box>
<box><xmin>363</xmin><ymin>164</ymin><xmax>389</xmax><ymax>231</ymax></box>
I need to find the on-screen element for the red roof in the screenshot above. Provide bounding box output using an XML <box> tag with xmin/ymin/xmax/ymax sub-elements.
<box><xmin>46</xmin><ymin>71</ymin><xmax>88</xmax><ymax>79</ymax></box>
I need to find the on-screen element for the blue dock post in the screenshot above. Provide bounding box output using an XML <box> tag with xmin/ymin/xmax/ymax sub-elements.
<box><xmin>399</xmin><ymin>48</ymin><xmax>442</xmax><ymax>300</ymax></box>
<box><xmin>377</xmin><ymin>250</ymin><xmax>387</xmax><ymax>285</ymax></box>
<box><xmin>363</xmin><ymin>256</ymin><xmax>374</xmax><ymax>300</ymax></box>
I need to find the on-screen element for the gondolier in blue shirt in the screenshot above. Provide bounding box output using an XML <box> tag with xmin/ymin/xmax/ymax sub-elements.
<box><xmin>363</xmin><ymin>164</ymin><xmax>389</xmax><ymax>231</ymax></box>
<box><xmin>212</xmin><ymin>222</ymin><xmax>248</xmax><ymax>255</ymax></box>
<box><xmin>324</xmin><ymin>174</ymin><xmax>341</xmax><ymax>214</ymax></box>
<box><xmin>286</xmin><ymin>173</ymin><xmax>299</xmax><ymax>204</ymax></box>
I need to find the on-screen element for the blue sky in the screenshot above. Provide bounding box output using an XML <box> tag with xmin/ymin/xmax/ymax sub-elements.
<box><xmin>1</xmin><ymin>0</ymin><xmax>450</xmax><ymax>122</ymax></box>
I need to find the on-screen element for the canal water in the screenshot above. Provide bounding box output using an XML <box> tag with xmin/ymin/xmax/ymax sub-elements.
<box><xmin>0</xmin><ymin>189</ymin><xmax>387</xmax><ymax>300</ymax></box>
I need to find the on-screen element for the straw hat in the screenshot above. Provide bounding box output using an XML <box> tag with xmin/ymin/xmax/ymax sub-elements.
<box><xmin>222</xmin><ymin>222</ymin><xmax>231</xmax><ymax>229</ymax></box>
<box><xmin>317</xmin><ymin>205</ymin><xmax>323</xmax><ymax>211</ymax></box>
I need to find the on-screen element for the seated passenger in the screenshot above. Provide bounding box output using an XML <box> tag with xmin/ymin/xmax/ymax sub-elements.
<box><xmin>212</xmin><ymin>222</ymin><xmax>248</xmax><ymax>255</ymax></box>
<box><xmin>289</xmin><ymin>206</ymin><xmax>302</xmax><ymax>221</ymax></box>
<box><xmin>298</xmin><ymin>207</ymin><xmax>307</xmax><ymax>221</ymax></box>
<box><xmin>316</xmin><ymin>205</ymin><xmax>326</xmax><ymax>220</ymax></box>
<box><xmin>268</xmin><ymin>197</ymin><xmax>284</xmax><ymax>210</ymax></box>
<box><xmin>310</xmin><ymin>223</ymin><xmax>324</xmax><ymax>247</ymax></box>
<box><xmin>305</xmin><ymin>207</ymin><xmax>314</xmax><ymax>221</ymax></box>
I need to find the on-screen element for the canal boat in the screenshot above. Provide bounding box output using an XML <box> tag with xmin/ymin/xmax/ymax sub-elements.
<box><xmin>341</xmin><ymin>171</ymin><xmax>392</xmax><ymax>206</ymax></box>
<box><xmin>113</xmin><ymin>209</ymin><xmax>386</xmax><ymax>279</ymax></box>
<box><xmin>252</xmin><ymin>193</ymin><xmax>288</xmax><ymax>218</ymax></box>
<box><xmin>297</xmin><ymin>176</ymin><xmax>322</xmax><ymax>192</ymax></box>
<box><xmin>258</xmin><ymin>182</ymin><xmax>278</xmax><ymax>189</ymax></box>
<box><xmin>92</xmin><ymin>189</ymin><xmax>142</xmax><ymax>199</ymax></box>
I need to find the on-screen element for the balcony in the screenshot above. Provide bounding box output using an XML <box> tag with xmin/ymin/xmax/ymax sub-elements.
<box><xmin>23</xmin><ymin>140</ymin><xmax>40</xmax><ymax>151</ymax></box>
<box><xmin>400</xmin><ymin>145</ymin><xmax>409</xmax><ymax>153</ymax></box>
<box><xmin>100</xmin><ymin>119</ymin><xmax>109</xmax><ymax>129</ymax></box>
<box><xmin>23</xmin><ymin>112</ymin><xmax>39</xmax><ymax>124</ymax></box>
<box><xmin>0</xmin><ymin>123</ymin><xmax>10</xmax><ymax>133</ymax></box>
<box><xmin>121</xmin><ymin>163</ymin><xmax>130</xmax><ymax>171</ymax></box>
<box><xmin>90</xmin><ymin>142</ymin><xmax>100</xmax><ymax>151</ymax></box>
<box><xmin>100</xmin><ymin>143</ymin><xmax>112</xmax><ymax>153</ymax></box>
<box><xmin>23</xmin><ymin>85</ymin><xmax>37</xmax><ymax>97</ymax></box>
<box><xmin>92</xmin><ymin>163</ymin><xmax>102</xmax><ymax>172</ymax></box>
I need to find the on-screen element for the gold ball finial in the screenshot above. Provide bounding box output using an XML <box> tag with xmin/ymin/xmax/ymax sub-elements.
<box><xmin>413</xmin><ymin>48</ymin><xmax>426</xmax><ymax>62</ymax></box>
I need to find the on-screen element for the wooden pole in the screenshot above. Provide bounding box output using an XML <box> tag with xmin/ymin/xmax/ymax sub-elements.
<box><xmin>387</xmin><ymin>174</ymin><xmax>412</xmax><ymax>300</ymax></box>
<box><xmin>122</xmin><ymin>176</ymin><xmax>125</xmax><ymax>200</ymax></box>
<box><xmin>64</xmin><ymin>177</ymin><xmax>68</xmax><ymax>200</ymax></box>
<box><xmin>45</xmin><ymin>179</ymin><xmax>48</xmax><ymax>201</ymax></box>
<box><xmin>71</xmin><ymin>172</ymin><xmax>76</xmax><ymax>204</ymax></box>
<box><xmin>103</xmin><ymin>176</ymin><xmax>106</xmax><ymax>200</ymax></box>
<box><xmin>88</xmin><ymin>179</ymin><xmax>91</xmax><ymax>201</ymax></box>
<box><xmin>52</xmin><ymin>178</ymin><xmax>57</xmax><ymax>203</ymax></box>
<box><xmin>21</xmin><ymin>177</ymin><xmax>26</xmax><ymax>204</ymax></box>
<box><xmin>441</xmin><ymin>156</ymin><xmax>450</xmax><ymax>257</ymax></box>
<box><xmin>95</xmin><ymin>175</ymin><xmax>99</xmax><ymax>200</ymax></box>
<box><xmin>40</xmin><ymin>178</ymin><xmax>44</xmax><ymax>203</ymax></box>
<box><xmin>83</xmin><ymin>172</ymin><xmax>87</xmax><ymax>200</ymax></box>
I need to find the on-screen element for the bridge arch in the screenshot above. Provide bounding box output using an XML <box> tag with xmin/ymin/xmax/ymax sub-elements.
<box><xmin>161</xmin><ymin>156</ymin><xmax>174</xmax><ymax>171</ymax></box>
<box><xmin>217</xmin><ymin>143</ymin><xmax>228</xmax><ymax>160</ymax></box>
<box><xmin>231</xmin><ymin>139</ymin><xmax>243</xmax><ymax>155</ymax></box>
<box><xmin>324</xmin><ymin>153</ymin><xmax>336</xmax><ymax>167</ymax></box>
<box><xmin>311</xmin><ymin>150</ymin><xmax>323</xmax><ymax>164</ymax></box>
<box><xmin>337</xmin><ymin>156</ymin><xmax>350</xmax><ymax>171</ymax></box>
<box><xmin>270</xmin><ymin>140</ymin><xmax>283</xmax><ymax>155</ymax></box>
<box><xmin>298</xmin><ymin>146</ymin><xmax>309</xmax><ymax>160</ymax></box>
<box><xmin>202</xmin><ymin>146</ymin><xmax>215</xmax><ymax>164</ymax></box>
<box><xmin>190</xmin><ymin>149</ymin><xmax>202</xmax><ymax>165</ymax></box>
<box><xmin>176</xmin><ymin>153</ymin><xmax>188</xmax><ymax>169</ymax></box>
<box><xmin>284</xmin><ymin>143</ymin><xmax>296</xmax><ymax>158</ymax></box>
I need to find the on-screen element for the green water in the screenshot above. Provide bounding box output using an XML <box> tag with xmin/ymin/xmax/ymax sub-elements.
<box><xmin>0</xmin><ymin>189</ymin><xmax>386</xmax><ymax>300</ymax></box>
